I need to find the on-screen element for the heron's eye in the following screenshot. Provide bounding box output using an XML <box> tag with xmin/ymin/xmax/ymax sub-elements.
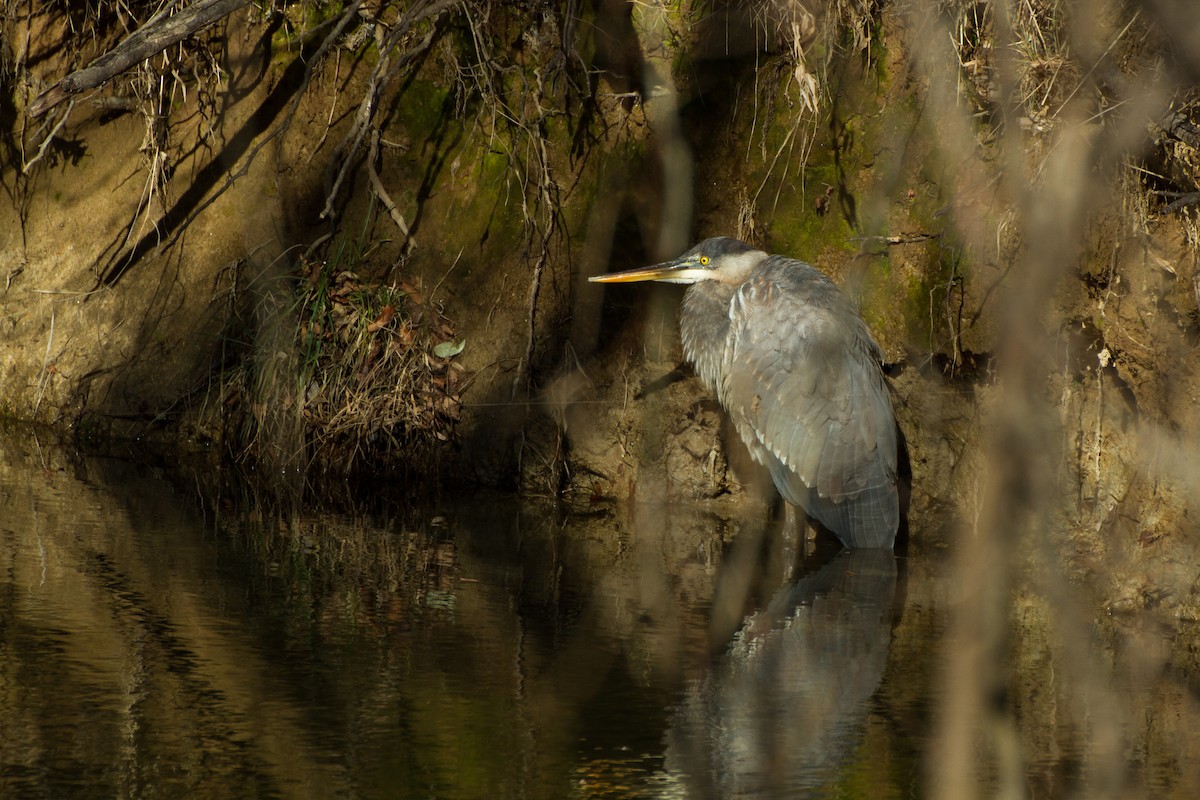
<box><xmin>699</xmin><ymin>256</ymin><xmax>710</xmax><ymax>265</ymax></box>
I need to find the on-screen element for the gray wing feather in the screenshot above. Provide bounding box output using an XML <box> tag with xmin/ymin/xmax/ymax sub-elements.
<box><xmin>717</xmin><ymin>261</ymin><xmax>898</xmax><ymax>547</ymax></box>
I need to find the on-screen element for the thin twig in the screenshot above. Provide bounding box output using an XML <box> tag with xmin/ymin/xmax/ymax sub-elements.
<box><xmin>1163</xmin><ymin>193</ymin><xmax>1200</xmax><ymax>213</ymax></box>
<box><xmin>851</xmin><ymin>232</ymin><xmax>944</xmax><ymax>245</ymax></box>
<box><xmin>516</xmin><ymin>246</ymin><xmax>549</xmax><ymax>399</ymax></box>
<box><xmin>320</xmin><ymin>0</ymin><xmax>456</xmax><ymax>220</ymax></box>
<box><xmin>152</xmin><ymin>2</ymin><xmax>367</xmax><ymax>257</ymax></box>
<box><xmin>33</xmin><ymin>309</ymin><xmax>56</xmax><ymax>417</ymax></box>
<box><xmin>21</xmin><ymin>100</ymin><xmax>75</xmax><ymax>173</ymax></box>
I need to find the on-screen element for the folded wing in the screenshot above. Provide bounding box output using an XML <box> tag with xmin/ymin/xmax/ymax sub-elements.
<box><xmin>718</xmin><ymin>261</ymin><xmax>899</xmax><ymax>547</ymax></box>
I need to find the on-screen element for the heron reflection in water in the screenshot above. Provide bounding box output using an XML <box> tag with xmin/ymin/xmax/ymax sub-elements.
<box><xmin>590</xmin><ymin>237</ymin><xmax>900</xmax><ymax>550</ymax></box>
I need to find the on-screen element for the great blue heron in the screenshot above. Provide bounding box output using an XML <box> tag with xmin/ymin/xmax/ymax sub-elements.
<box><xmin>590</xmin><ymin>237</ymin><xmax>900</xmax><ymax>549</ymax></box>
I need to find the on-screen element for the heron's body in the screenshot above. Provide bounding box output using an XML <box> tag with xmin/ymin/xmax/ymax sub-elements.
<box><xmin>591</xmin><ymin>237</ymin><xmax>900</xmax><ymax>549</ymax></box>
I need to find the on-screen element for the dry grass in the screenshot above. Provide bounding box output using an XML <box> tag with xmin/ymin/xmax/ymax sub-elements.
<box><xmin>291</xmin><ymin>250</ymin><xmax>463</xmax><ymax>472</ymax></box>
<box><xmin>216</xmin><ymin>236</ymin><xmax>464</xmax><ymax>487</ymax></box>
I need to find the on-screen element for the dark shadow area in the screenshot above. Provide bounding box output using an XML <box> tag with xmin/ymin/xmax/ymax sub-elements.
<box><xmin>895</xmin><ymin>422</ymin><xmax>913</xmax><ymax>555</ymax></box>
<box><xmin>92</xmin><ymin>13</ymin><xmax>289</xmax><ymax>288</ymax></box>
<box><xmin>589</xmin><ymin>204</ymin><xmax>657</xmax><ymax>346</ymax></box>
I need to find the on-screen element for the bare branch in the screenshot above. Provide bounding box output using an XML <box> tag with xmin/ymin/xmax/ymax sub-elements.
<box><xmin>367</xmin><ymin>128</ymin><xmax>416</xmax><ymax>250</ymax></box>
<box><xmin>319</xmin><ymin>0</ymin><xmax>457</xmax><ymax>220</ymax></box>
<box><xmin>21</xmin><ymin>100</ymin><xmax>75</xmax><ymax>173</ymax></box>
<box><xmin>27</xmin><ymin>0</ymin><xmax>253</xmax><ymax>118</ymax></box>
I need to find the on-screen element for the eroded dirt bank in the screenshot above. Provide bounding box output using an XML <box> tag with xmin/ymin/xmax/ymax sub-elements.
<box><xmin>4</xmin><ymin>1</ymin><xmax>1200</xmax><ymax>682</ymax></box>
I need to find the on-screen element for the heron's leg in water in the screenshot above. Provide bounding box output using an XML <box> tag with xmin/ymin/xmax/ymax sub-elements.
<box><xmin>780</xmin><ymin>504</ymin><xmax>815</xmax><ymax>582</ymax></box>
<box><xmin>707</xmin><ymin>519</ymin><xmax>767</xmax><ymax>649</ymax></box>
<box><xmin>777</xmin><ymin>506</ymin><xmax>796</xmax><ymax>582</ymax></box>
<box><xmin>791</xmin><ymin>504</ymin><xmax>819</xmax><ymax>543</ymax></box>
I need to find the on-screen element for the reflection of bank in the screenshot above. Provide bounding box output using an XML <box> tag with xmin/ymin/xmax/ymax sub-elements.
<box><xmin>666</xmin><ymin>549</ymin><xmax>899</xmax><ymax>797</ymax></box>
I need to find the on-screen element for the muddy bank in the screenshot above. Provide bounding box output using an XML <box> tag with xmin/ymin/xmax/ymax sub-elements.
<box><xmin>3</xmin><ymin>2</ymin><xmax>1200</xmax><ymax>628</ymax></box>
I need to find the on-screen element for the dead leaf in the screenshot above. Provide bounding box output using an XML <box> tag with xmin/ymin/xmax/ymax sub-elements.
<box><xmin>367</xmin><ymin>305</ymin><xmax>395</xmax><ymax>332</ymax></box>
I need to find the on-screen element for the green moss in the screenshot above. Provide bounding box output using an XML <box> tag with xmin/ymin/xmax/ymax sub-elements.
<box><xmin>895</xmin><ymin>242</ymin><xmax>968</xmax><ymax>349</ymax></box>
<box><xmin>630</xmin><ymin>0</ymin><xmax>689</xmax><ymax>72</ymax></box>
<box><xmin>751</xmin><ymin>86</ymin><xmax>863</xmax><ymax>263</ymax></box>
<box><xmin>271</xmin><ymin>2</ymin><xmax>382</xmax><ymax>69</ymax></box>
<box><xmin>394</xmin><ymin>78</ymin><xmax>455</xmax><ymax>145</ymax></box>
<box><xmin>726</xmin><ymin>18</ymin><xmax>982</xmax><ymax>355</ymax></box>
<box><xmin>768</xmin><ymin>193</ymin><xmax>858</xmax><ymax>263</ymax></box>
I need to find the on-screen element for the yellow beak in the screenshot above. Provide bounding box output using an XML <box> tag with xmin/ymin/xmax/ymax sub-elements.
<box><xmin>589</xmin><ymin>257</ymin><xmax>710</xmax><ymax>285</ymax></box>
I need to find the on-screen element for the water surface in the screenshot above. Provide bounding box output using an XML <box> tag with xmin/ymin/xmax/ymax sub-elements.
<box><xmin>1</xmin><ymin>434</ymin><xmax>1198</xmax><ymax>798</ymax></box>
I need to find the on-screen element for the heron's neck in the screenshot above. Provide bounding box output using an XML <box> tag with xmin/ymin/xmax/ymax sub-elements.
<box><xmin>680</xmin><ymin>280</ymin><xmax>736</xmax><ymax>393</ymax></box>
<box><xmin>712</xmin><ymin>249</ymin><xmax>768</xmax><ymax>284</ymax></box>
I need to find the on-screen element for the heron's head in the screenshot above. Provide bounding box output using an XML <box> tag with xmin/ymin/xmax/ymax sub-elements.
<box><xmin>589</xmin><ymin>237</ymin><xmax>766</xmax><ymax>286</ymax></box>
